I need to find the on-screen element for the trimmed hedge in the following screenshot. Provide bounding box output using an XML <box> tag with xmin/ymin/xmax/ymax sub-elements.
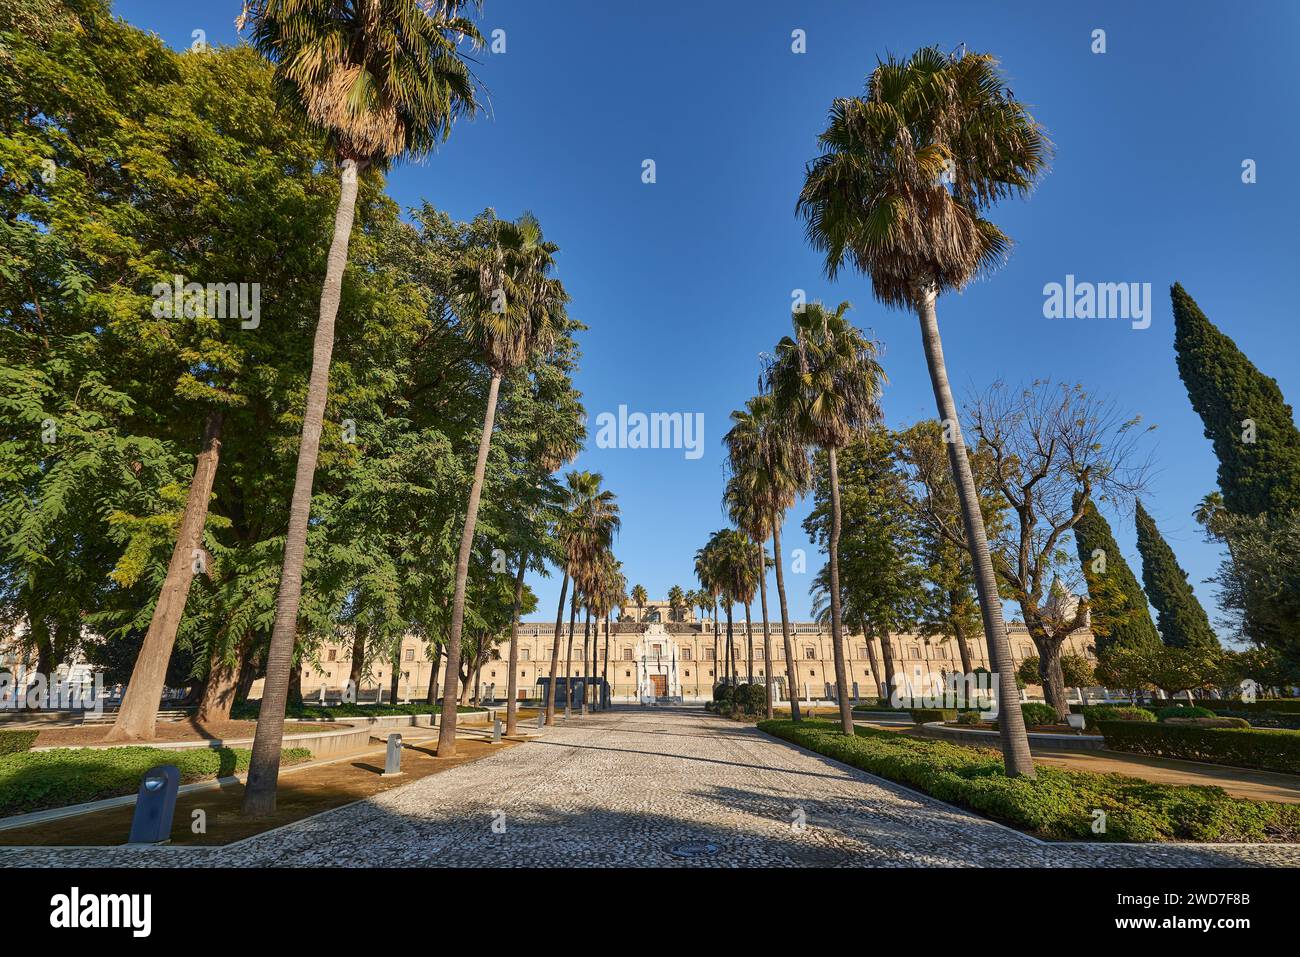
<box><xmin>759</xmin><ymin>719</ymin><xmax>1300</xmax><ymax>843</ymax></box>
<box><xmin>0</xmin><ymin>746</ymin><xmax>312</xmax><ymax>817</ymax></box>
<box><xmin>0</xmin><ymin>729</ymin><xmax>39</xmax><ymax>755</ymax></box>
<box><xmin>1081</xmin><ymin>704</ymin><xmax>1155</xmax><ymax>732</ymax></box>
<box><xmin>232</xmin><ymin>701</ymin><xmax>486</xmax><ymax>720</ymax></box>
<box><xmin>1200</xmin><ymin>699</ymin><xmax>1300</xmax><ymax>715</ymax></box>
<box><xmin>1020</xmin><ymin>702</ymin><xmax>1060</xmax><ymax>726</ymax></box>
<box><xmin>1156</xmin><ymin>705</ymin><xmax>1216</xmax><ymax>722</ymax></box>
<box><xmin>1099</xmin><ymin>721</ymin><xmax>1300</xmax><ymax>775</ymax></box>
<box><xmin>910</xmin><ymin>708</ymin><xmax>957</xmax><ymax>724</ymax></box>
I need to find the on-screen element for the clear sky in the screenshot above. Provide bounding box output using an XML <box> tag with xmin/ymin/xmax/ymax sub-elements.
<box><xmin>114</xmin><ymin>1</ymin><xmax>1300</xmax><ymax>633</ymax></box>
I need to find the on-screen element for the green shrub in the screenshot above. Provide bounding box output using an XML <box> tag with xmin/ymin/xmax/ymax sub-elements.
<box><xmin>713</xmin><ymin>683</ymin><xmax>734</xmax><ymax>705</ymax></box>
<box><xmin>1163</xmin><ymin>717</ymin><xmax>1250</xmax><ymax>729</ymax></box>
<box><xmin>1020</xmin><ymin>703</ymin><xmax>1060</xmax><ymax>726</ymax></box>
<box><xmin>757</xmin><ymin>719</ymin><xmax>1300</xmax><ymax>843</ymax></box>
<box><xmin>1100</xmin><ymin>721</ymin><xmax>1300</xmax><ymax>774</ymax></box>
<box><xmin>0</xmin><ymin>730</ymin><xmax>39</xmax><ymax>755</ymax></box>
<box><xmin>737</xmin><ymin>683</ymin><xmax>768</xmax><ymax>714</ymax></box>
<box><xmin>232</xmin><ymin>700</ymin><xmax>485</xmax><ymax>720</ymax></box>
<box><xmin>910</xmin><ymin>708</ymin><xmax>957</xmax><ymax>724</ymax></box>
<box><xmin>0</xmin><ymin>746</ymin><xmax>312</xmax><ymax>817</ymax></box>
<box><xmin>1199</xmin><ymin>698</ymin><xmax>1300</xmax><ymax>715</ymax></box>
<box><xmin>955</xmin><ymin>711</ymin><xmax>984</xmax><ymax>726</ymax></box>
<box><xmin>1081</xmin><ymin>704</ymin><xmax>1156</xmax><ymax>732</ymax></box>
<box><xmin>1211</xmin><ymin>709</ymin><xmax>1300</xmax><ymax>731</ymax></box>
<box><xmin>1156</xmin><ymin>704</ymin><xmax>1216</xmax><ymax>722</ymax></box>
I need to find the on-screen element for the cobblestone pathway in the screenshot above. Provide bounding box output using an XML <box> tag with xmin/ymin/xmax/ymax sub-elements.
<box><xmin>4</xmin><ymin>707</ymin><xmax>1298</xmax><ymax>867</ymax></box>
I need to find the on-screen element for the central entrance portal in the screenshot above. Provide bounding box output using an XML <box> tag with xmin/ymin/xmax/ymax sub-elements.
<box><xmin>650</xmin><ymin>674</ymin><xmax>668</xmax><ymax>698</ymax></box>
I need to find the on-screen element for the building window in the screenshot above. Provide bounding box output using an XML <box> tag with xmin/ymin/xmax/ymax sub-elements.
<box><xmin>681</xmin><ymin>647</ymin><xmax>692</xmax><ymax>660</ymax></box>
<box><xmin>685</xmin><ymin>670</ymin><xmax>691</xmax><ymax>677</ymax></box>
<box><xmin>804</xmin><ymin>647</ymin><xmax>816</xmax><ymax>659</ymax></box>
<box><xmin>857</xmin><ymin>646</ymin><xmax>868</xmax><ymax>658</ymax></box>
<box><xmin>404</xmin><ymin>649</ymin><xmax>414</xmax><ymax>661</ymax></box>
<box><xmin>490</xmin><ymin>670</ymin><xmax>496</xmax><ymax>678</ymax></box>
<box><xmin>625</xmin><ymin>671</ymin><xmax>631</xmax><ymax>677</ymax></box>
<box><xmin>708</xmin><ymin>669</ymin><xmax>714</xmax><ymax>677</ymax></box>
<box><xmin>327</xmin><ymin>650</ymin><xmax>337</xmax><ymax>662</ymax></box>
<box><xmin>622</xmin><ymin>649</ymin><xmax>633</xmax><ymax>660</ymax></box>
<box><xmin>520</xmin><ymin>649</ymin><xmax>530</xmax><ymax>661</ymax></box>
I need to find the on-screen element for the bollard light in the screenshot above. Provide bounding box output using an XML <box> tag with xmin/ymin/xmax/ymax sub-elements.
<box><xmin>382</xmin><ymin>733</ymin><xmax>403</xmax><ymax>777</ymax></box>
<box><xmin>127</xmin><ymin>764</ymin><xmax>180</xmax><ymax>845</ymax></box>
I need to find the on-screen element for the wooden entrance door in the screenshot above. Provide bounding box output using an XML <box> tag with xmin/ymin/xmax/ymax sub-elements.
<box><xmin>650</xmin><ymin>674</ymin><xmax>668</xmax><ymax>697</ymax></box>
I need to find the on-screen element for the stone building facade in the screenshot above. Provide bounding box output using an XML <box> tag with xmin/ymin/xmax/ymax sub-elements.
<box><xmin>298</xmin><ymin>598</ymin><xmax>1098</xmax><ymax>704</ymax></box>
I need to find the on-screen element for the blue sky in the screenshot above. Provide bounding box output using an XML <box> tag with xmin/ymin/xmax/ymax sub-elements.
<box><xmin>115</xmin><ymin>1</ymin><xmax>1300</xmax><ymax>633</ymax></box>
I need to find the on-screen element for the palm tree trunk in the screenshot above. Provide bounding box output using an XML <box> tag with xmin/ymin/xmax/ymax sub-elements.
<box><xmin>563</xmin><ymin>589</ymin><xmax>578</xmax><ymax>718</ymax></box>
<box><xmin>916</xmin><ymin>286</ymin><xmax>1035</xmax><ymax>777</ymax></box>
<box><xmin>601</xmin><ymin>611</ymin><xmax>611</xmax><ymax>710</ymax></box>
<box><xmin>757</xmin><ymin>542</ymin><xmax>774</xmax><ymax>720</ymax></box>
<box><xmin>505</xmin><ymin>553</ymin><xmax>528</xmax><ymax>735</ymax></box>
<box><xmin>107</xmin><ymin>411</ymin><xmax>223</xmax><ymax>742</ymax></box>
<box><xmin>580</xmin><ymin>607</ymin><xmax>591</xmax><ymax>716</ymax></box>
<box><xmin>545</xmin><ymin>568</ymin><xmax>569</xmax><ymax>725</ymax></box>
<box><xmin>724</xmin><ymin>602</ymin><xmax>735</xmax><ymax>685</ymax></box>
<box><xmin>743</xmin><ymin>601</ymin><xmax>754</xmax><ymax>684</ymax></box>
<box><xmin>825</xmin><ymin>446</ymin><xmax>854</xmax><ymax>735</ymax></box>
<box><xmin>242</xmin><ymin>158</ymin><xmax>363</xmax><ymax>815</ymax></box>
<box><xmin>711</xmin><ymin>597</ymin><xmax>720</xmax><ymax>691</ymax></box>
<box><xmin>435</xmin><ymin>370</ymin><xmax>504</xmax><ymax>759</ymax></box>
<box><xmin>771</xmin><ymin>520</ymin><xmax>800</xmax><ymax>721</ymax></box>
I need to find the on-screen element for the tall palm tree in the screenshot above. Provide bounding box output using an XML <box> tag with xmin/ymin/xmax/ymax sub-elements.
<box><xmin>437</xmin><ymin>211</ymin><xmax>566</xmax><ymax>758</ymax></box>
<box><xmin>602</xmin><ymin>571</ymin><xmax>626</xmax><ymax>710</ymax></box>
<box><xmin>765</xmin><ymin>301</ymin><xmax>884</xmax><ymax>735</ymax></box>
<box><xmin>545</xmin><ymin>471</ymin><xmax>619</xmax><ymax>725</ymax></box>
<box><xmin>237</xmin><ymin>0</ymin><xmax>483</xmax><ymax>814</ymax></box>
<box><xmin>630</xmin><ymin>583</ymin><xmax>648</xmax><ymax>623</ymax></box>
<box><xmin>667</xmin><ymin>585</ymin><xmax>687</xmax><ymax>623</ymax></box>
<box><xmin>724</xmin><ymin>475</ymin><xmax>775</xmax><ymax>717</ymax></box>
<box><xmin>694</xmin><ymin>536</ymin><xmax>724</xmax><ymax>690</ymax></box>
<box><xmin>726</xmin><ymin>393</ymin><xmax>811</xmax><ymax>718</ymax></box>
<box><xmin>796</xmin><ymin>46</ymin><xmax>1049</xmax><ymax>775</ymax></box>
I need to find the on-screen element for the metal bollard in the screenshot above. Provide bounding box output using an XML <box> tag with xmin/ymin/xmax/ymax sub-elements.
<box><xmin>128</xmin><ymin>765</ymin><xmax>180</xmax><ymax>845</ymax></box>
<box><xmin>537</xmin><ymin>710</ymin><xmax>545</xmax><ymax>728</ymax></box>
<box><xmin>492</xmin><ymin>718</ymin><xmax>502</xmax><ymax>743</ymax></box>
<box><xmin>382</xmin><ymin>733</ymin><xmax>403</xmax><ymax>777</ymax></box>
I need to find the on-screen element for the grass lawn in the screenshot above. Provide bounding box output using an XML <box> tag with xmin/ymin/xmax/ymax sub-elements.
<box><xmin>0</xmin><ymin>746</ymin><xmax>312</xmax><ymax>818</ymax></box>
<box><xmin>759</xmin><ymin>719</ymin><xmax>1300</xmax><ymax>843</ymax></box>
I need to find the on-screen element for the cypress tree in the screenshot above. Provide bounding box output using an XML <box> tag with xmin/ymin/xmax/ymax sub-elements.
<box><xmin>1172</xmin><ymin>282</ymin><xmax>1300</xmax><ymax>518</ymax></box>
<box><xmin>1134</xmin><ymin>501</ymin><xmax>1219</xmax><ymax>650</ymax></box>
<box><xmin>1071</xmin><ymin>495</ymin><xmax>1161</xmax><ymax>655</ymax></box>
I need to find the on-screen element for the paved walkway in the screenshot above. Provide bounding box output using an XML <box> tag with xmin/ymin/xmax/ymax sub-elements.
<box><xmin>2</xmin><ymin>708</ymin><xmax>1297</xmax><ymax>867</ymax></box>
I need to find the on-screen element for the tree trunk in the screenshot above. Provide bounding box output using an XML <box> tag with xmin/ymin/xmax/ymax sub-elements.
<box><xmin>425</xmin><ymin>644</ymin><xmax>442</xmax><ymax>707</ymax></box>
<box><xmin>1030</xmin><ymin>624</ymin><xmax>1069</xmax><ymax>720</ymax></box>
<box><xmin>916</xmin><ymin>286</ymin><xmax>1035</xmax><ymax>777</ymax></box>
<box><xmin>711</xmin><ymin>597</ymin><xmax>720</xmax><ymax>693</ymax></box>
<box><xmin>825</xmin><ymin>447</ymin><xmax>854</xmax><ymax>735</ymax></box>
<box><xmin>390</xmin><ymin>642</ymin><xmax>402</xmax><ymax>705</ymax></box>
<box><xmin>724</xmin><ymin>602</ymin><xmax>735</xmax><ymax>685</ymax></box>
<box><xmin>505</xmin><ymin>553</ymin><xmax>528</xmax><ymax>735</ymax></box>
<box><xmin>545</xmin><ymin>568</ymin><xmax>569</xmax><ymax>725</ymax></box>
<box><xmin>602</xmin><ymin>611</ymin><xmax>611</xmax><ymax>710</ymax></box>
<box><xmin>243</xmin><ymin>158</ymin><xmax>363</xmax><ymax>815</ymax></box>
<box><xmin>107</xmin><ymin>412</ymin><xmax>223</xmax><ymax>742</ymax></box>
<box><xmin>580</xmin><ymin>607</ymin><xmax>591</xmax><ymax>716</ymax></box>
<box><xmin>951</xmin><ymin>610</ymin><xmax>974</xmax><ymax>676</ymax></box>
<box><xmin>757</xmin><ymin>542</ymin><xmax>774</xmax><ymax>719</ymax></box>
<box><xmin>859</xmin><ymin>617</ymin><xmax>882</xmax><ymax>700</ymax></box>
<box><xmin>563</xmin><ymin>589</ymin><xmax>578</xmax><ymax>718</ymax></box>
<box><xmin>288</xmin><ymin>658</ymin><xmax>302</xmax><ymax>708</ymax></box>
<box><xmin>196</xmin><ymin>634</ymin><xmax>245</xmax><ymax>724</ymax></box>
<box><xmin>771</xmin><ymin>521</ymin><xmax>801</xmax><ymax>720</ymax></box>
<box><xmin>743</xmin><ymin>601</ymin><xmax>754</xmax><ymax>684</ymax></box>
<box><xmin>436</xmin><ymin>370</ymin><xmax>504</xmax><ymax>759</ymax></box>
<box><xmin>878</xmin><ymin>629</ymin><xmax>898</xmax><ymax>701</ymax></box>
<box><xmin>347</xmin><ymin>619</ymin><xmax>367</xmax><ymax>694</ymax></box>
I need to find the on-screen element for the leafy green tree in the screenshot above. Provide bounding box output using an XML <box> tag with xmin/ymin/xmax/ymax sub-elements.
<box><xmin>1173</xmin><ymin>283</ymin><xmax>1300</xmax><ymax>518</ymax></box>
<box><xmin>1135</xmin><ymin>502</ymin><xmax>1220</xmax><ymax>652</ymax></box>
<box><xmin>1070</xmin><ymin>495</ymin><xmax>1161</xmax><ymax>657</ymax></box>
<box><xmin>797</xmin><ymin>46</ymin><xmax>1049</xmax><ymax>776</ymax></box>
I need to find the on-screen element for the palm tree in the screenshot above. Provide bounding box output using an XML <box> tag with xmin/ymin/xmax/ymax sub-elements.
<box><xmin>694</xmin><ymin>537</ymin><xmax>724</xmax><ymax>690</ymax></box>
<box><xmin>545</xmin><ymin>472</ymin><xmax>619</xmax><ymax>725</ymax></box>
<box><xmin>236</xmin><ymin>0</ymin><xmax>483</xmax><ymax>814</ymax></box>
<box><xmin>724</xmin><ymin>475</ymin><xmax>775</xmax><ymax>717</ymax></box>
<box><xmin>436</xmin><ymin>211</ymin><xmax>567</xmax><ymax>758</ymax></box>
<box><xmin>631</xmin><ymin>583</ymin><xmax>648</xmax><ymax>623</ymax></box>
<box><xmin>725</xmin><ymin>393</ymin><xmax>811</xmax><ymax>718</ymax></box>
<box><xmin>765</xmin><ymin>301</ymin><xmax>884</xmax><ymax>736</ymax></box>
<box><xmin>667</xmin><ymin>585</ymin><xmax>687</xmax><ymax>623</ymax></box>
<box><xmin>796</xmin><ymin>46</ymin><xmax>1049</xmax><ymax>775</ymax></box>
